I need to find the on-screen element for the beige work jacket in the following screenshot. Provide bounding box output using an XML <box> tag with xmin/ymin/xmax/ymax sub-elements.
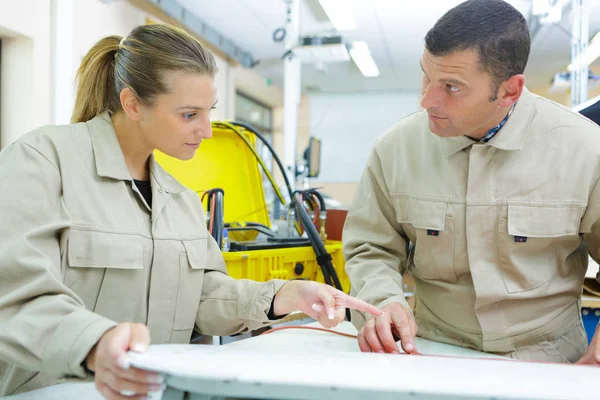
<box><xmin>344</xmin><ymin>88</ymin><xmax>599</xmax><ymax>362</ymax></box>
<box><xmin>0</xmin><ymin>112</ymin><xmax>285</xmax><ymax>395</ymax></box>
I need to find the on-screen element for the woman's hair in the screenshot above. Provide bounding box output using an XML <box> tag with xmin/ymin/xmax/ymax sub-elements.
<box><xmin>71</xmin><ymin>24</ymin><xmax>218</xmax><ymax>123</ymax></box>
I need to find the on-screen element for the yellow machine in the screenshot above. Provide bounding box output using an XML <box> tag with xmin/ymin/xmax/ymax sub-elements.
<box><xmin>154</xmin><ymin>122</ymin><xmax>350</xmax><ymax>293</ymax></box>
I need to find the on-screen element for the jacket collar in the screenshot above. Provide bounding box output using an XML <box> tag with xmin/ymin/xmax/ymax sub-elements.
<box><xmin>440</xmin><ymin>87</ymin><xmax>535</xmax><ymax>157</ymax></box>
<box><xmin>86</xmin><ymin>112</ymin><xmax>187</xmax><ymax>194</ymax></box>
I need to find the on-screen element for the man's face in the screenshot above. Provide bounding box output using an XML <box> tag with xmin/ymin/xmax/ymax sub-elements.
<box><xmin>420</xmin><ymin>48</ymin><xmax>505</xmax><ymax>138</ymax></box>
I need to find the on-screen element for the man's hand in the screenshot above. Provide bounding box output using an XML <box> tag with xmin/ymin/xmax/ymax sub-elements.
<box><xmin>576</xmin><ymin>324</ymin><xmax>600</xmax><ymax>365</ymax></box>
<box><xmin>87</xmin><ymin>323</ymin><xmax>164</xmax><ymax>399</ymax></box>
<box><xmin>273</xmin><ymin>281</ymin><xmax>383</xmax><ymax>328</ymax></box>
<box><xmin>357</xmin><ymin>302</ymin><xmax>417</xmax><ymax>354</ymax></box>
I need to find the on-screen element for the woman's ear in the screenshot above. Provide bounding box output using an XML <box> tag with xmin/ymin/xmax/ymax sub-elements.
<box><xmin>119</xmin><ymin>88</ymin><xmax>142</xmax><ymax>121</ymax></box>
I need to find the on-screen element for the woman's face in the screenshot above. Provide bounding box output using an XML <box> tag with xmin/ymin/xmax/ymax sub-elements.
<box><xmin>137</xmin><ymin>71</ymin><xmax>218</xmax><ymax>160</ymax></box>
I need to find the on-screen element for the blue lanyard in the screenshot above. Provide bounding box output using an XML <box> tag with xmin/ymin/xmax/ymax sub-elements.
<box><xmin>480</xmin><ymin>103</ymin><xmax>516</xmax><ymax>143</ymax></box>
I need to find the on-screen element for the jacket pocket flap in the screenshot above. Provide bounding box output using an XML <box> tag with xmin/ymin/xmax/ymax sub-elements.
<box><xmin>181</xmin><ymin>239</ymin><xmax>208</xmax><ymax>269</ymax></box>
<box><xmin>403</xmin><ymin>198</ymin><xmax>447</xmax><ymax>231</ymax></box>
<box><xmin>508</xmin><ymin>205</ymin><xmax>582</xmax><ymax>237</ymax></box>
<box><xmin>68</xmin><ymin>229</ymin><xmax>144</xmax><ymax>269</ymax></box>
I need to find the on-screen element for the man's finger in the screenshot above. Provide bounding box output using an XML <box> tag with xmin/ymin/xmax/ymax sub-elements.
<box><xmin>576</xmin><ymin>351</ymin><xmax>593</xmax><ymax>365</ymax></box>
<box><xmin>357</xmin><ymin>329</ymin><xmax>372</xmax><ymax>352</ymax></box>
<box><xmin>411</xmin><ymin>319</ymin><xmax>418</xmax><ymax>338</ymax></box>
<box><xmin>364</xmin><ymin>319</ymin><xmax>385</xmax><ymax>353</ymax></box>
<box><xmin>391</xmin><ymin>312</ymin><xmax>416</xmax><ymax>353</ymax></box>
<box><xmin>375</xmin><ymin>316</ymin><xmax>400</xmax><ymax>354</ymax></box>
<box><xmin>341</xmin><ymin>295</ymin><xmax>383</xmax><ymax>317</ymax></box>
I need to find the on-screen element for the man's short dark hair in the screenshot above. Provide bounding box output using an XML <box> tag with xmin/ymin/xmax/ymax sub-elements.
<box><xmin>425</xmin><ymin>0</ymin><xmax>530</xmax><ymax>100</ymax></box>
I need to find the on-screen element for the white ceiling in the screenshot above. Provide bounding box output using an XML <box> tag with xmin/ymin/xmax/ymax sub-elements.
<box><xmin>175</xmin><ymin>0</ymin><xmax>600</xmax><ymax>93</ymax></box>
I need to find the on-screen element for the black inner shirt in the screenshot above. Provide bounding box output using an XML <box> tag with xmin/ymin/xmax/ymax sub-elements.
<box><xmin>134</xmin><ymin>179</ymin><xmax>152</xmax><ymax>208</ymax></box>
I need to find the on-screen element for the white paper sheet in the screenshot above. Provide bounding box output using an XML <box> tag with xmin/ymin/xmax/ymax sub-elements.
<box><xmin>127</xmin><ymin>343</ymin><xmax>598</xmax><ymax>400</ymax></box>
<box><xmin>124</xmin><ymin>322</ymin><xmax>599</xmax><ymax>400</ymax></box>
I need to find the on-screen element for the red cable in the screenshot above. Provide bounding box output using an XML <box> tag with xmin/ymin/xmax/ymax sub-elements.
<box><xmin>261</xmin><ymin>325</ymin><xmax>358</xmax><ymax>339</ymax></box>
<box><xmin>310</xmin><ymin>193</ymin><xmax>319</xmax><ymax>225</ymax></box>
<box><xmin>258</xmin><ymin>325</ymin><xmax>569</xmax><ymax>363</ymax></box>
<box><xmin>208</xmin><ymin>192</ymin><xmax>216</xmax><ymax>235</ymax></box>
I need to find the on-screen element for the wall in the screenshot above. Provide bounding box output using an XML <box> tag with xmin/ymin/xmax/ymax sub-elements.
<box><xmin>0</xmin><ymin>0</ymin><xmax>281</xmax><ymax>146</ymax></box>
<box><xmin>306</xmin><ymin>91</ymin><xmax>422</xmax><ymax>205</ymax></box>
<box><xmin>269</xmin><ymin>93</ymin><xmax>313</xmax><ymax>195</ymax></box>
<box><xmin>0</xmin><ymin>0</ymin><xmax>51</xmax><ymax>148</ymax></box>
<box><xmin>0</xmin><ymin>0</ymin><xmax>355</xmax><ymax>207</ymax></box>
<box><xmin>213</xmin><ymin>57</ymin><xmax>235</xmax><ymax>120</ymax></box>
<box><xmin>56</xmin><ymin>0</ymin><xmax>149</xmax><ymax>126</ymax></box>
<box><xmin>529</xmin><ymin>81</ymin><xmax>600</xmax><ymax>107</ymax></box>
<box><xmin>234</xmin><ymin>65</ymin><xmax>283</xmax><ymax>108</ymax></box>
<box><xmin>72</xmin><ymin>0</ymin><xmax>238</xmax><ymax>122</ymax></box>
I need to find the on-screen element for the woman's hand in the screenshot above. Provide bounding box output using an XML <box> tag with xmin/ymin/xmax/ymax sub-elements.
<box><xmin>273</xmin><ymin>280</ymin><xmax>383</xmax><ymax>328</ymax></box>
<box><xmin>86</xmin><ymin>323</ymin><xmax>163</xmax><ymax>399</ymax></box>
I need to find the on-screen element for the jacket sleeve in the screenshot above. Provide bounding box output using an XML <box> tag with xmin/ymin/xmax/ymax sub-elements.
<box><xmin>343</xmin><ymin>144</ymin><xmax>412</xmax><ymax>331</ymax></box>
<box><xmin>582</xmin><ymin>178</ymin><xmax>600</xmax><ymax>281</ymax></box>
<box><xmin>195</xmin><ymin>235</ymin><xmax>287</xmax><ymax>336</ymax></box>
<box><xmin>0</xmin><ymin>141</ymin><xmax>116</xmax><ymax>378</ymax></box>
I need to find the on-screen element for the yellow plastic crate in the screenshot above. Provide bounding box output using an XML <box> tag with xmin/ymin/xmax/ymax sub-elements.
<box><xmin>155</xmin><ymin>123</ymin><xmax>349</xmax><ymax>293</ymax></box>
<box><xmin>224</xmin><ymin>240</ymin><xmax>350</xmax><ymax>293</ymax></box>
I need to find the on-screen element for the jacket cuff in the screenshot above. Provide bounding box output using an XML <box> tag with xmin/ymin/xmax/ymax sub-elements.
<box><xmin>42</xmin><ymin>309</ymin><xmax>117</xmax><ymax>377</ymax></box>
<box><xmin>237</xmin><ymin>279</ymin><xmax>287</xmax><ymax>322</ymax></box>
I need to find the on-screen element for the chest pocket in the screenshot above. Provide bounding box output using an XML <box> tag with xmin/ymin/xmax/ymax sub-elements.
<box><xmin>65</xmin><ymin>229</ymin><xmax>145</xmax><ymax>318</ymax></box>
<box><xmin>395</xmin><ymin>197</ymin><xmax>457</xmax><ymax>283</ymax></box>
<box><xmin>497</xmin><ymin>205</ymin><xmax>583</xmax><ymax>294</ymax></box>
<box><xmin>172</xmin><ymin>239</ymin><xmax>209</xmax><ymax>337</ymax></box>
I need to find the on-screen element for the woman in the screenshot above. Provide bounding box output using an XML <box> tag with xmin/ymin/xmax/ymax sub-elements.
<box><xmin>0</xmin><ymin>24</ymin><xmax>381</xmax><ymax>399</ymax></box>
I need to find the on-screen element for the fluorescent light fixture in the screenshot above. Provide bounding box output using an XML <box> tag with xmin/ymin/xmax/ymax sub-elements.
<box><xmin>568</xmin><ymin>32</ymin><xmax>600</xmax><ymax>71</ymax></box>
<box><xmin>318</xmin><ymin>0</ymin><xmax>356</xmax><ymax>31</ymax></box>
<box><xmin>532</xmin><ymin>0</ymin><xmax>550</xmax><ymax>16</ymax></box>
<box><xmin>293</xmin><ymin>43</ymin><xmax>350</xmax><ymax>63</ymax></box>
<box><xmin>293</xmin><ymin>36</ymin><xmax>351</xmax><ymax>63</ymax></box>
<box><xmin>349</xmin><ymin>41</ymin><xmax>379</xmax><ymax>77</ymax></box>
<box><xmin>539</xmin><ymin>0</ymin><xmax>569</xmax><ymax>24</ymax></box>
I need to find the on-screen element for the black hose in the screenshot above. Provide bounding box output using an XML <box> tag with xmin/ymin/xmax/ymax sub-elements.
<box><xmin>307</xmin><ymin>189</ymin><xmax>326</xmax><ymax>212</ymax></box>
<box><xmin>296</xmin><ymin>192</ymin><xmax>342</xmax><ymax>289</ymax></box>
<box><xmin>229</xmin><ymin>121</ymin><xmax>294</xmax><ymax>202</ymax></box>
<box><xmin>225</xmin><ymin>124</ymin><xmax>348</xmax><ymax>319</ymax></box>
<box><xmin>214</xmin><ymin>190</ymin><xmax>224</xmax><ymax>248</ymax></box>
<box><xmin>293</xmin><ymin>193</ymin><xmax>349</xmax><ymax>320</ymax></box>
<box><xmin>205</xmin><ymin>188</ymin><xmax>225</xmax><ymax>248</ymax></box>
<box><xmin>293</xmin><ymin>193</ymin><xmax>331</xmax><ymax>282</ymax></box>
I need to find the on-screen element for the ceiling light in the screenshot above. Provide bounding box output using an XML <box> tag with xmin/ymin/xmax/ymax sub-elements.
<box><xmin>349</xmin><ymin>41</ymin><xmax>379</xmax><ymax>77</ymax></box>
<box><xmin>539</xmin><ymin>0</ymin><xmax>569</xmax><ymax>24</ymax></box>
<box><xmin>532</xmin><ymin>0</ymin><xmax>550</xmax><ymax>16</ymax></box>
<box><xmin>292</xmin><ymin>36</ymin><xmax>350</xmax><ymax>63</ymax></box>
<box><xmin>318</xmin><ymin>0</ymin><xmax>356</xmax><ymax>31</ymax></box>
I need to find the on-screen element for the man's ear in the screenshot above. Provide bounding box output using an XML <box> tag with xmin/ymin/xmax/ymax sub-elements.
<box><xmin>119</xmin><ymin>88</ymin><xmax>142</xmax><ymax>121</ymax></box>
<box><xmin>497</xmin><ymin>74</ymin><xmax>525</xmax><ymax>107</ymax></box>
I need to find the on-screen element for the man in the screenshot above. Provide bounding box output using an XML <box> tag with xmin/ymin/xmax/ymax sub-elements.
<box><xmin>343</xmin><ymin>0</ymin><xmax>600</xmax><ymax>364</ymax></box>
